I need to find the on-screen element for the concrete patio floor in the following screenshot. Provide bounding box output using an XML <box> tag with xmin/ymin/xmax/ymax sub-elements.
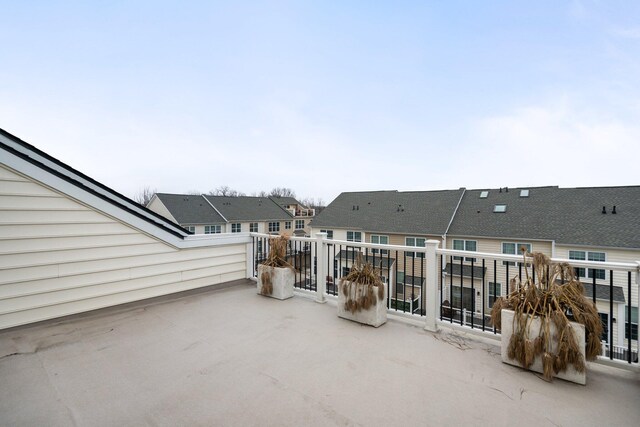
<box><xmin>1</xmin><ymin>280</ymin><xmax>638</xmax><ymax>426</ymax></box>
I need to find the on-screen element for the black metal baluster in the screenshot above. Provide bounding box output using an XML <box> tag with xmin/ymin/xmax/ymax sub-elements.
<box><xmin>470</xmin><ymin>258</ymin><xmax>475</xmax><ymax>329</ymax></box>
<box><xmin>449</xmin><ymin>256</ymin><xmax>453</xmax><ymax>324</ymax></box>
<box><xmin>610</xmin><ymin>270</ymin><xmax>614</xmax><ymax>360</ymax></box>
<box><xmin>493</xmin><ymin>259</ymin><xmax>497</xmax><ymax>334</ymax></box>
<box><xmin>459</xmin><ymin>256</ymin><xmax>463</xmax><ymax>325</ymax></box>
<box><xmin>420</xmin><ymin>251</ymin><xmax>425</xmax><ymax>317</ymax></box>
<box><xmin>482</xmin><ymin>258</ymin><xmax>485</xmax><ymax>331</ymax></box>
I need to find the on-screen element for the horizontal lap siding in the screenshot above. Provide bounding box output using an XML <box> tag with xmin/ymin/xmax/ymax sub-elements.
<box><xmin>0</xmin><ymin>165</ymin><xmax>246</xmax><ymax>330</ymax></box>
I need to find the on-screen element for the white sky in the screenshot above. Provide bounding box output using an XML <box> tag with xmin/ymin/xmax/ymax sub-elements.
<box><xmin>1</xmin><ymin>1</ymin><xmax>639</xmax><ymax>204</ymax></box>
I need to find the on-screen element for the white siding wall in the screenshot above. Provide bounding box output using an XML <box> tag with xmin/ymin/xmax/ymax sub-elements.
<box><xmin>0</xmin><ymin>165</ymin><xmax>248</xmax><ymax>330</ymax></box>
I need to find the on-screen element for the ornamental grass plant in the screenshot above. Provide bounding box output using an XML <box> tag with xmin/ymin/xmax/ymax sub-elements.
<box><xmin>340</xmin><ymin>253</ymin><xmax>385</xmax><ymax>314</ymax></box>
<box><xmin>490</xmin><ymin>252</ymin><xmax>603</xmax><ymax>381</ymax></box>
<box><xmin>259</xmin><ymin>235</ymin><xmax>295</xmax><ymax>296</ymax></box>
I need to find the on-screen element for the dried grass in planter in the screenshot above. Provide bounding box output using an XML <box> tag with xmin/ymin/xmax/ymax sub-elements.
<box><xmin>259</xmin><ymin>235</ymin><xmax>295</xmax><ymax>296</ymax></box>
<box><xmin>340</xmin><ymin>253</ymin><xmax>385</xmax><ymax>314</ymax></box>
<box><xmin>490</xmin><ymin>252</ymin><xmax>602</xmax><ymax>381</ymax></box>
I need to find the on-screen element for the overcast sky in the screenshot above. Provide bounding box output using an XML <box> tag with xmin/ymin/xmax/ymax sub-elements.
<box><xmin>1</xmin><ymin>1</ymin><xmax>639</xmax><ymax>204</ymax></box>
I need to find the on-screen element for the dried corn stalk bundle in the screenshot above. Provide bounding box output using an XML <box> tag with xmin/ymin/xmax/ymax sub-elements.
<box><xmin>340</xmin><ymin>253</ymin><xmax>385</xmax><ymax>314</ymax></box>
<box><xmin>490</xmin><ymin>252</ymin><xmax>602</xmax><ymax>381</ymax></box>
<box><xmin>259</xmin><ymin>235</ymin><xmax>295</xmax><ymax>296</ymax></box>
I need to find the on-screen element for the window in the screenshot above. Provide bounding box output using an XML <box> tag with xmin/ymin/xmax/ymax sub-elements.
<box><xmin>268</xmin><ymin>222</ymin><xmax>280</xmax><ymax>233</ymax></box>
<box><xmin>371</xmin><ymin>235</ymin><xmax>389</xmax><ymax>254</ymax></box>
<box><xmin>320</xmin><ymin>229</ymin><xmax>334</xmax><ymax>239</ymax></box>
<box><xmin>479</xmin><ymin>191</ymin><xmax>489</xmax><ymax>198</ymax></box>
<box><xmin>502</xmin><ymin>242</ymin><xmax>532</xmax><ymax>266</ymax></box>
<box><xmin>183</xmin><ymin>225</ymin><xmax>195</xmax><ymax>233</ymax></box>
<box><xmin>285</xmin><ymin>221</ymin><xmax>292</xmax><ymax>230</ymax></box>
<box><xmin>569</xmin><ymin>250</ymin><xmax>606</xmax><ymax>280</ymax></box>
<box><xmin>625</xmin><ymin>306</ymin><xmax>638</xmax><ymax>340</ymax></box>
<box><xmin>405</xmin><ymin>237</ymin><xmax>426</xmax><ymax>258</ymax></box>
<box><xmin>488</xmin><ymin>282</ymin><xmax>501</xmax><ymax>308</ymax></box>
<box><xmin>494</xmin><ymin>204</ymin><xmax>507</xmax><ymax>213</ymax></box>
<box><xmin>520</xmin><ymin>189</ymin><xmax>529</xmax><ymax>197</ymax></box>
<box><xmin>347</xmin><ymin>231</ymin><xmax>362</xmax><ymax>242</ymax></box>
<box><xmin>295</xmin><ymin>219</ymin><xmax>305</xmax><ymax>229</ymax></box>
<box><xmin>396</xmin><ymin>271</ymin><xmax>405</xmax><ymax>285</ymax></box>
<box><xmin>452</xmin><ymin>239</ymin><xmax>476</xmax><ymax>262</ymax></box>
<box><xmin>451</xmin><ymin>286</ymin><xmax>474</xmax><ymax>311</ymax></box>
<box><xmin>204</xmin><ymin>225</ymin><xmax>221</xmax><ymax>234</ymax></box>
<box><xmin>231</xmin><ymin>223</ymin><xmax>241</xmax><ymax>233</ymax></box>
<box><xmin>250</xmin><ymin>223</ymin><xmax>258</xmax><ymax>233</ymax></box>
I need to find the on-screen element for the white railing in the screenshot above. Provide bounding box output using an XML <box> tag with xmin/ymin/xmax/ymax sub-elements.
<box><xmin>250</xmin><ymin>232</ymin><xmax>640</xmax><ymax>368</ymax></box>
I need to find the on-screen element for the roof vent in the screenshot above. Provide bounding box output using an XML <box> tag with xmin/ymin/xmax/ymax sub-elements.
<box><xmin>602</xmin><ymin>206</ymin><xmax>606</xmax><ymax>214</ymax></box>
<box><xmin>499</xmin><ymin>188</ymin><xmax>502</xmax><ymax>193</ymax></box>
<box><xmin>480</xmin><ymin>191</ymin><xmax>489</xmax><ymax>198</ymax></box>
<box><xmin>494</xmin><ymin>204</ymin><xmax>507</xmax><ymax>213</ymax></box>
<box><xmin>505</xmin><ymin>187</ymin><xmax>509</xmax><ymax>192</ymax></box>
<box><xmin>520</xmin><ymin>189</ymin><xmax>529</xmax><ymax>197</ymax></box>
<box><xmin>612</xmin><ymin>205</ymin><xmax>617</xmax><ymax>214</ymax></box>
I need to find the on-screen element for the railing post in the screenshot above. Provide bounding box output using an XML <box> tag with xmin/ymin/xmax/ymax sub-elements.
<box><xmin>424</xmin><ymin>240</ymin><xmax>440</xmax><ymax>332</ymax></box>
<box><xmin>315</xmin><ymin>232</ymin><xmax>328</xmax><ymax>303</ymax></box>
<box><xmin>246</xmin><ymin>235</ymin><xmax>255</xmax><ymax>279</ymax></box>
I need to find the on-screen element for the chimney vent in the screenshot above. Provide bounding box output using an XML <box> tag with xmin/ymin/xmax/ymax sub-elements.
<box><xmin>602</xmin><ymin>206</ymin><xmax>606</xmax><ymax>214</ymax></box>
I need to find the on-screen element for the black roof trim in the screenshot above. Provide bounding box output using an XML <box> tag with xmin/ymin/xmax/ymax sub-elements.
<box><xmin>0</xmin><ymin>133</ymin><xmax>188</xmax><ymax>240</ymax></box>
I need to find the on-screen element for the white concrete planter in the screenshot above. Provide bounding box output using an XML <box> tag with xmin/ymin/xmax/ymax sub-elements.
<box><xmin>501</xmin><ymin>309</ymin><xmax>586</xmax><ymax>385</ymax></box>
<box><xmin>257</xmin><ymin>265</ymin><xmax>294</xmax><ymax>300</ymax></box>
<box><xmin>337</xmin><ymin>281</ymin><xmax>387</xmax><ymax>328</ymax></box>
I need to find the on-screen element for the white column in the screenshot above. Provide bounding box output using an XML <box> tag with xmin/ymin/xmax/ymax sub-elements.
<box><xmin>315</xmin><ymin>232</ymin><xmax>328</xmax><ymax>303</ymax></box>
<box><xmin>245</xmin><ymin>237</ymin><xmax>255</xmax><ymax>280</ymax></box>
<box><xmin>424</xmin><ymin>239</ymin><xmax>440</xmax><ymax>332</ymax></box>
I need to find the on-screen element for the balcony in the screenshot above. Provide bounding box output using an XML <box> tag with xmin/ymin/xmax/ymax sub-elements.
<box><xmin>1</xmin><ymin>280</ymin><xmax>638</xmax><ymax>426</ymax></box>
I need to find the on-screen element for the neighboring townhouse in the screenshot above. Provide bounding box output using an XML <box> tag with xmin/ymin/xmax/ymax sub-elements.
<box><xmin>269</xmin><ymin>196</ymin><xmax>315</xmax><ymax>236</ymax></box>
<box><xmin>312</xmin><ymin>185</ymin><xmax>639</xmax><ymax>353</ymax></box>
<box><xmin>149</xmin><ymin>193</ymin><xmax>296</xmax><ymax>236</ymax></box>
<box><xmin>309</xmin><ymin>189</ymin><xmax>466</xmax><ymax>313</ymax></box>
<box><xmin>440</xmin><ymin>185</ymin><xmax>640</xmax><ymax>351</ymax></box>
<box><xmin>148</xmin><ymin>193</ymin><xmax>226</xmax><ymax>234</ymax></box>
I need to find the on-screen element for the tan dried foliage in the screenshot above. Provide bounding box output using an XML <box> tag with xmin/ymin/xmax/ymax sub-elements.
<box><xmin>259</xmin><ymin>235</ymin><xmax>295</xmax><ymax>296</ymax></box>
<box><xmin>340</xmin><ymin>253</ymin><xmax>385</xmax><ymax>314</ymax></box>
<box><xmin>490</xmin><ymin>252</ymin><xmax>603</xmax><ymax>381</ymax></box>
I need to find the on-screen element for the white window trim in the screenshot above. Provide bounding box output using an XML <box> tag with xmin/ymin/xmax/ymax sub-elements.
<box><xmin>347</xmin><ymin>230</ymin><xmax>362</xmax><ymax>243</ymax></box>
<box><xmin>569</xmin><ymin>249</ymin><xmax>607</xmax><ymax>280</ymax></box>
<box><xmin>452</xmin><ymin>239</ymin><xmax>477</xmax><ymax>262</ymax></box>
<box><xmin>405</xmin><ymin>237</ymin><xmax>426</xmax><ymax>258</ymax></box>
<box><xmin>371</xmin><ymin>235</ymin><xmax>389</xmax><ymax>254</ymax></box>
<box><xmin>501</xmin><ymin>242</ymin><xmax>532</xmax><ymax>266</ymax></box>
<box><xmin>295</xmin><ymin>219</ymin><xmax>305</xmax><ymax>229</ymax></box>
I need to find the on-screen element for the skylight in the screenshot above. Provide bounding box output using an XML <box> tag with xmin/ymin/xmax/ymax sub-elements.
<box><xmin>480</xmin><ymin>191</ymin><xmax>489</xmax><ymax>198</ymax></box>
<box><xmin>520</xmin><ymin>189</ymin><xmax>529</xmax><ymax>197</ymax></box>
<box><xmin>494</xmin><ymin>204</ymin><xmax>507</xmax><ymax>213</ymax></box>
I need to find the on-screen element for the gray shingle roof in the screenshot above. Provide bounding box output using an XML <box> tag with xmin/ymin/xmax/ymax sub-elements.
<box><xmin>154</xmin><ymin>193</ymin><xmax>225</xmax><ymax>225</ymax></box>
<box><xmin>447</xmin><ymin>186</ymin><xmax>640</xmax><ymax>249</ymax></box>
<box><xmin>311</xmin><ymin>190</ymin><xmax>465</xmax><ymax>236</ymax></box>
<box><xmin>443</xmin><ymin>263</ymin><xmax>487</xmax><ymax>279</ymax></box>
<box><xmin>270</xmin><ymin>196</ymin><xmax>305</xmax><ymax>209</ymax></box>
<box><xmin>582</xmin><ymin>283</ymin><xmax>626</xmax><ymax>303</ymax></box>
<box><xmin>204</xmin><ymin>195</ymin><xmax>292</xmax><ymax>222</ymax></box>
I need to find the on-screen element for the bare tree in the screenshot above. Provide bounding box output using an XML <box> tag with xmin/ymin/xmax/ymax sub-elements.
<box><xmin>300</xmin><ymin>197</ymin><xmax>326</xmax><ymax>210</ymax></box>
<box><xmin>208</xmin><ymin>186</ymin><xmax>245</xmax><ymax>197</ymax></box>
<box><xmin>134</xmin><ymin>186</ymin><xmax>157</xmax><ymax>206</ymax></box>
<box><xmin>269</xmin><ymin>187</ymin><xmax>296</xmax><ymax>198</ymax></box>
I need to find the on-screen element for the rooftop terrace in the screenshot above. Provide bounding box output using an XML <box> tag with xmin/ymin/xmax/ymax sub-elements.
<box><xmin>1</xmin><ymin>280</ymin><xmax>638</xmax><ymax>426</ymax></box>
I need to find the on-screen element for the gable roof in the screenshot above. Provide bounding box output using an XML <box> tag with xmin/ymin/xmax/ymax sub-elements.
<box><xmin>203</xmin><ymin>195</ymin><xmax>293</xmax><ymax>222</ymax></box>
<box><xmin>154</xmin><ymin>193</ymin><xmax>226</xmax><ymax>225</ymax></box>
<box><xmin>448</xmin><ymin>186</ymin><xmax>640</xmax><ymax>249</ymax></box>
<box><xmin>270</xmin><ymin>196</ymin><xmax>305</xmax><ymax>208</ymax></box>
<box><xmin>0</xmin><ymin>128</ymin><xmax>189</xmax><ymax>240</ymax></box>
<box><xmin>311</xmin><ymin>189</ymin><xmax>465</xmax><ymax>236</ymax></box>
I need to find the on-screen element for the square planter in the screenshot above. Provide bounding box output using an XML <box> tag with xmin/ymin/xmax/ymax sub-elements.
<box><xmin>337</xmin><ymin>281</ymin><xmax>387</xmax><ymax>327</ymax></box>
<box><xmin>257</xmin><ymin>265</ymin><xmax>294</xmax><ymax>300</ymax></box>
<box><xmin>500</xmin><ymin>309</ymin><xmax>586</xmax><ymax>385</ymax></box>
